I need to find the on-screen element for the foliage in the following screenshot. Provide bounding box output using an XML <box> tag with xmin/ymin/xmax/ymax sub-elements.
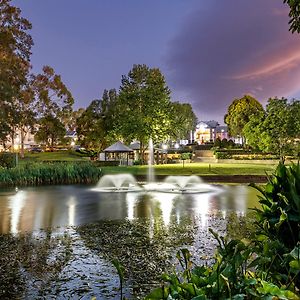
<box><xmin>284</xmin><ymin>0</ymin><xmax>300</xmax><ymax>33</ymax></box>
<box><xmin>0</xmin><ymin>0</ymin><xmax>33</xmax><ymax>102</ymax></box>
<box><xmin>243</xmin><ymin>98</ymin><xmax>300</xmax><ymax>161</ymax></box>
<box><xmin>112</xmin><ymin>259</ymin><xmax>125</xmax><ymax>300</ymax></box>
<box><xmin>76</xmin><ymin>89</ymin><xmax>118</xmax><ymax>151</ymax></box>
<box><xmin>0</xmin><ymin>0</ymin><xmax>33</xmax><ymax>149</ymax></box>
<box><xmin>224</xmin><ymin>95</ymin><xmax>264</xmax><ymax>143</ymax></box>
<box><xmin>169</xmin><ymin>102</ymin><xmax>197</xmax><ymax>140</ymax></box>
<box><xmin>0</xmin><ymin>152</ymin><xmax>17</xmax><ymax>168</ymax></box>
<box><xmin>251</xmin><ymin>162</ymin><xmax>300</xmax><ymax>249</ymax></box>
<box><xmin>146</xmin><ymin>162</ymin><xmax>300</xmax><ymax>299</ymax></box>
<box><xmin>35</xmin><ymin>114</ymin><xmax>66</xmax><ymax>148</ymax></box>
<box><xmin>116</xmin><ymin>64</ymin><xmax>172</xmax><ymax>162</ymax></box>
<box><xmin>0</xmin><ymin>161</ymin><xmax>102</xmax><ymax>187</ymax></box>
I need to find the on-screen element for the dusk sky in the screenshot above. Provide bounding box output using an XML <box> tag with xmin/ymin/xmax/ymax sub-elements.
<box><xmin>13</xmin><ymin>0</ymin><xmax>300</xmax><ymax>124</ymax></box>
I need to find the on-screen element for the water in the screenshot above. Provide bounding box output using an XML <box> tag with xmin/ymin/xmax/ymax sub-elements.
<box><xmin>0</xmin><ymin>184</ymin><xmax>260</xmax><ymax>298</ymax></box>
<box><xmin>0</xmin><ymin>184</ymin><xmax>259</xmax><ymax>234</ymax></box>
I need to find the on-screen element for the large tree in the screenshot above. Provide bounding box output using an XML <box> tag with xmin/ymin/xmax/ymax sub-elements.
<box><xmin>243</xmin><ymin>97</ymin><xmax>300</xmax><ymax>161</ymax></box>
<box><xmin>76</xmin><ymin>89</ymin><xmax>118</xmax><ymax>150</ymax></box>
<box><xmin>32</xmin><ymin>66</ymin><xmax>74</xmax><ymax>149</ymax></box>
<box><xmin>169</xmin><ymin>102</ymin><xmax>197</xmax><ymax>140</ymax></box>
<box><xmin>116</xmin><ymin>64</ymin><xmax>172</xmax><ymax>161</ymax></box>
<box><xmin>0</xmin><ymin>0</ymin><xmax>33</xmax><ymax>150</ymax></box>
<box><xmin>34</xmin><ymin>114</ymin><xmax>66</xmax><ymax>148</ymax></box>
<box><xmin>224</xmin><ymin>95</ymin><xmax>264</xmax><ymax>144</ymax></box>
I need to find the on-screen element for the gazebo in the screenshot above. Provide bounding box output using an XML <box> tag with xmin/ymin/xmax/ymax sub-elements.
<box><xmin>103</xmin><ymin>141</ymin><xmax>133</xmax><ymax>165</ymax></box>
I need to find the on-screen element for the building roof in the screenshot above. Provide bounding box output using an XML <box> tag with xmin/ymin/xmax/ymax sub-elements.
<box><xmin>103</xmin><ymin>141</ymin><xmax>133</xmax><ymax>152</ymax></box>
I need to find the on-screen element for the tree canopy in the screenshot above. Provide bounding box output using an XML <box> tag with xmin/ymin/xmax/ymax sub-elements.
<box><xmin>243</xmin><ymin>97</ymin><xmax>300</xmax><ymax>161</ymax></box>
<box><xmin>116</xmin><ymin>64</ymin><xmax>172</xmax><ymax>157</ymax></box>
<box><xmin>224</xmin><ymin>95</ymin><xmax>264</xmax><ymax>143</ymax></box>
<box><xmin>169</xmin><ymin>102</ymin><xmax>197</xmax><ymax>140</ymax></box>
<box><xmin>284</xmin><ymin>0</ymin><xmax>300</xmax><ymax>33</ymax></box>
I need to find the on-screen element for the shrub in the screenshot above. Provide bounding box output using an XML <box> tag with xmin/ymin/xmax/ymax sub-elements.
<box><xmin>0</xmin><ymin>153</ymin><xmax>17</xmax><ymax>168</ymax></box>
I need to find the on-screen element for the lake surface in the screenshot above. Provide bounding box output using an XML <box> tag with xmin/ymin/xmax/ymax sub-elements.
<box><xmin>0</xmin><ymin>183</ymin><xmax>261</xmax><ymax>299</ymax></box>
<box><xmin>0</xmin><ymin>184</ymin><xmax>259</xmax><ymax>235</ymax></box>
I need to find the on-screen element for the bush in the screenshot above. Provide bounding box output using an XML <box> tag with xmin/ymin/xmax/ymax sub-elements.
<box><xmin>0</xmin><ymin>153</ymin><xmax>17</xmax><ymax>168</ymax></box>
<box><xmin>93</xmin><ymin>160</ymin><xmax>120</xmax><ymax>167</ymax></box>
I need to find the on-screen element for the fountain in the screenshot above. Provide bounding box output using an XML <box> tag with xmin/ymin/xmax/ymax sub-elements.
<box><xmin>92</xmin><ymin>140</ymin><xmax>223</xmax><ymax>194</ymax></box>
<box><xmin>92</xmin><ymin>174</ymin><xmax>142</xmax><ymax>192</ymax></box>
<box><xmin>93</xmin><ymin>173</ymin><xmax>222</xmax><ymax>194</ymax></box>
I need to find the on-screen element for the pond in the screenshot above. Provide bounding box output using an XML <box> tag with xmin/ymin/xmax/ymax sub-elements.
<box><xmin>0</xmin><ymin>183</ymin><xmax>260</xmax><ymax>299</ymax></box>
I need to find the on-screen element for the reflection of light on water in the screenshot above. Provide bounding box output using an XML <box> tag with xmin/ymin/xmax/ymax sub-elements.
<box><xmin>192</xmin><ymin>193</ymin><xmax>210</xmax><ymax>227</ymax></box>
<box><xmin>8</xmin><ymin>191</ymin><xmax>26</xmax><ymax>235</ymax></box>
<box><xmin>126</xmin><ymin>193</ymin><xmax>136</xmax><ymax>221</ymax></box>
<box><xmin>153</xmin><ymin>192</ymin><xmax>176</xmax><ymax>226</ymax></box>
<box><xmin>67</xmin><ymin>196</ymin><xmax>76</xmax><ymax>226</ymax></box>
<box><xmin>126</xmin><ymin>192</ymin><xmax>176</xmax><ymax>226</ymax></box>
<box><xmin>233</xmin><ymin>186</ymin><xmax>247</xmax><ymax>216</ymax></box>
<box><xmin>222</xmin><ymin>210</ymin><xmax>226</xmax><ymax>219</ymax></box>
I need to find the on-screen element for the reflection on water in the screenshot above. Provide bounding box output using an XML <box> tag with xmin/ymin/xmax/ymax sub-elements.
<box><xmin>0</xmin><ymin>185</ymin><xmax>260</xmax><ymax>234</ymax></box>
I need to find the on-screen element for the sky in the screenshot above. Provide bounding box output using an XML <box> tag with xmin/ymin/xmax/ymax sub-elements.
<box><xmin>13</xmin><ymin>0</ymin><xmax>300</xmax><ymax>124</ymax></box>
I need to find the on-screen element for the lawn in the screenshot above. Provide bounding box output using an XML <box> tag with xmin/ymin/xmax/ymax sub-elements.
<box><xmin>17</xmin><ymin>152</ymin><xmax>278</xmax><ymax>176</ymax></box>
<box><xmin>100</xmin><ymin>162</ymin><xmax>277</xmax><ymax>176</ymax></box>
<box><xmin>19</xmin><ymin>150</ymin><xmax>89</xmax><ymax>164</ymax></box>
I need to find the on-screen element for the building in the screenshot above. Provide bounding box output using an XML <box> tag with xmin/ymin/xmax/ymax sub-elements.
<box><xmin>194</xmin><ymin>121</ymin><xmax>229</xmax><ymax>144</ymax></box>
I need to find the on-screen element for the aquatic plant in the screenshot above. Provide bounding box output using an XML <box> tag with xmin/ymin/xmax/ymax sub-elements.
<box><xmin>0</xmin><ymin>161</ymin><xmax>102</xmax><ymax>187</ymax></box>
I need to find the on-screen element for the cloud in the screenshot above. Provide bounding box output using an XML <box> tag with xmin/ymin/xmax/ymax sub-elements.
<box><xmin>165</xmin><ymin>0</ymin><xmax>300</xmax><ymax>122</ymax></box>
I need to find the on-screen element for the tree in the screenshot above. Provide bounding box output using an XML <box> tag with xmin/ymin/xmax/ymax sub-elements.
<box><xmin>284</xmin><ymin>0</ymin><xmax>300</xmax><ymax>33</ymax></box>
<box><xmin>169</xmin><ymin>102</ymin><xmax>197</xmax><ymax>140</ymax></box>
<box><xmin>33</xmin><ymin>66</ymin><xmax>74</xmax><ymax>150</ymax></box>
<box><xmin>0</xmin><ymin>0</ymin><xmax>33</xmax><ymax>102</ymax></box>
<box><xmin>76</xmin><ymin>100</ymin><xmax>105</xmax><ymax>150</ymax></box>
<box><xmin>243</xmin><ymin>97</ymin><xmax>300</xmax><ymax>161</ymax></box>
<box><xmin>76</xmin><ymin>89</ymin><xmax>118</xmax><ymax>151</ymax></box>
<box><xmin>35</xmin><ymin>114</ymin><xmax>66</xmax><ymax>148</ymax></box>
<box><xmin>0</xmin><ymin>0</ymin><xmax>33</xmax><ymax>150</ymax></box>
<box><xmin>33</xmin><ymin>66</ymin><xmax>74</xmax><ymax>118</ymax></box>
<box><xmin>116</xmin><ymin>64</ymin><xmax>172</xmax><ymax>162</ymax></box>
<box><xmin>224</xmin><ymin>95</ymin><xmax>264</xmax><ymax>144</ymax></box>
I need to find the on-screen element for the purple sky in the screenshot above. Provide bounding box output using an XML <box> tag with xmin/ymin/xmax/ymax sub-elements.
<box><xmin>13</xmin><ymin>0</ymin><xmax>300</xmax><ymax>123</ymax></box>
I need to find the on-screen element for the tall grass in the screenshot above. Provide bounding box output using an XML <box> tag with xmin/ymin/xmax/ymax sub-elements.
<box><xmin>0</xmin><ymin>162</ymin><xmax>102</xmax><ymax>187</ymax></box>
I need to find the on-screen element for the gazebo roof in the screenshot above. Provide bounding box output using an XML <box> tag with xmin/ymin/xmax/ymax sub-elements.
<box><xmin>103</xmin><ymin>141</ymin><xmax>133</xmax><ymax>152</ymax></box>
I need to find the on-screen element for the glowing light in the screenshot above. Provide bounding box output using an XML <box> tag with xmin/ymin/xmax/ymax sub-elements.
<box><xmin>9</xmin><ymin>190</ymin><xmax>26</xmax><ymax>235</ymax></box>
<box><xmin>67</xmin><ymin>196</ymin><xmax>76</xmax><ymax>226</ymax></box>
<box><xmin>192</xmin><ymin>193</ymin><xmax>210</xmax><ymax>228</ymax></box>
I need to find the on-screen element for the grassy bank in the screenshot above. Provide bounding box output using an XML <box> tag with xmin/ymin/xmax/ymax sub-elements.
<box><xmin>0</xmin><ymin>161</ymin><xmax>102</xmax><ymax>187</ymax></box>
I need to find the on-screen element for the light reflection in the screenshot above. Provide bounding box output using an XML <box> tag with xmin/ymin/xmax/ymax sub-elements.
<box><xmin>67</xmin><ymin>196</ymin><xmax>76</xmax><ymax>226</ymax></box>
<box><xmin>192</xmin><ymin>193</ymin><xmax>210</xmax><ymax>227</ymax></box>
<box><xmin>233</xmin><ymin>186</ymin><xmax>247</xmax><ymax>216</ymax></box>
<box><xmin>8</xmin><ymin>190</ymin><xmax>26</xmax><ymax>235</ymax></box>
<box><xmin>152</xmin><ymin>192</ymin><xmax>176</xmax><ymax>226</ymax></box>
<box><xmin>126</xmin><ymin>192</ymin><xmax>136</xmax><ymax>221</ymax></box>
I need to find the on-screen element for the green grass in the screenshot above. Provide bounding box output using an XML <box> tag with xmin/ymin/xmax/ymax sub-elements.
<box><xmin>20</xmin><ymin>150</ymin><xmax>89</xmax><ymax>163</ymax></box>
<box><xmin>101</xmin><ymin>162</ymin><xmax>277</xmax><ymax>176</ymax></box>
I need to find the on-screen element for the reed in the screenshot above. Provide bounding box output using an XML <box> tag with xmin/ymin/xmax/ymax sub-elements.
<box><xmin>0</xmin><ymin>162</ymin><xmax>102</xmax><ymax>187</ymax></box>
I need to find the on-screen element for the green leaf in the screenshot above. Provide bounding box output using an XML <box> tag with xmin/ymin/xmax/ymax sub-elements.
<box><xmin>289</xmin><ymin>260</ymin><xmax>300</xmax><ymax>270</ymax></box>
<box><xmin>275</xmin><ymin>209</ymin><xmax>287</xmax><ymax>230</ymax></box>
<box><xmin>145</xmin><ymin>287</ymin><xmax>169</xmax><ymax>299</ymax></box>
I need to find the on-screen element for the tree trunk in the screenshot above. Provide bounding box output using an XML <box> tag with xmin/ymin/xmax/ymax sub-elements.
<box><xmin>20</xmin><ymin>127</ymin><xmax>26</xmax><ymax>159</ymax></box>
